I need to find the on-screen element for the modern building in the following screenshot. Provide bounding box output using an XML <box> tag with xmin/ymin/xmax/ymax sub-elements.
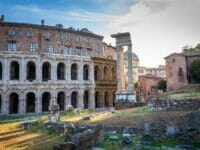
<box><xmin>0</xmin><ymin>16</ymin><xmax>117</xmax><ymax>115</ymax></box>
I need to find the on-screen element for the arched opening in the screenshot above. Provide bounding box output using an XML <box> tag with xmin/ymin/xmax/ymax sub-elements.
<box><xmin>42</xmin><ymin>62</ymin><xmax>51</xmax><ymax>81</ymax></box>
<box><xmin>71</xmin><ymin>91</ymin><xmax>78</xmax><ymax>108</ymax></box>
<box><xmin>57</xmin><ymin>63</ymin><xmax>65</xmax><ymax>80</ymax></box>
<box><xmin>113</xmin><ymin>91</ymin><xmax>116</xmax><ymax>106</ymax></box>
<box><xmin>105</xmin><ymin>91</ymin><xmax>109</xmax><ymax>107</ymax></box>
<box><xmin>26</xmin><ymin>92</ymin><xmax>35</xmax><ymax>113</ymax></box>
<box><xmin>84</xmin><ymin>90</ymin><xmax>89</xmax><ymax>109</ymax></box>
<box><xmin>10</xmin><ymin>61</ymin><xmax>19</xmax><ymax>80</ymax></box>
<box><xmin>42</xmin><ymin>92</ymin><xmax>51</xmax><ymax>112</ymax></box>
<box><xmin>111</xmin><ymin>67</ymin><xmax>116</xmax><ymax>81</ymax></box>
<box><xmin>9</xmin><ymin>92</ymin><xmax>19</xmax><ymax>114</ymax></box>
<box><xmin>103</xmin><ymin>66</ymin><xmax>109</xmax><ymax>81</ymax></box>
<box><xmin>95</xmin><ymin>91</ymin><xmax>100</xmax><ymax>108</ymax></box>
<box><xmin>94</xmin><ymin>65</ymin><xmax>100</xmax><ymax>81</ymax></box>
<box><xmin>27</xmin><ymin>61</ymin><xmax>36</xmax><ymax>81</ymax></box>
<box><xmin>71</xmin><ymin>63</ymin><xmax>78</xmax><ymax>80</ymax></box>
<box><xmin>0</xmin><ymin>62</ymin><xmax>2</xmax><ymax>80</ymax></box>
<box><xmin>57</xmin><ymin>92</ymin><xmax>65</xmax><ymax>110</ymax></box>
<box><xmin>83</xmin><ymin>65</ymin><xmax>89</xmax><ymax>80</ymax></box>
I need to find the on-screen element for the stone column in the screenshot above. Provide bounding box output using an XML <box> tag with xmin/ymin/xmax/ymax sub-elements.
<box><xmin>36</xmin><ymin>58</ymin><xmax>42</xmax><ymax>82</ymax></box>
<box><xmin>79</xmin><ymin>60</ymin><xmax>83</xmax><ymax>83</ymax></box>
<box><xmin>1</xmin><ymin>94</ymin><xmax>9</xmax><ymax>115</ymax></box>
<box><xmin>127</xmin><ymin>44</ymin><xmax>134</xmax><ymax>92</ymax></box>
<box><xmin>52</xmin><ymin>59</ymin><xmax>56</xmax><ymax>81</ymax></box>
<box><xmin>100</xmin><ymin>91</ymin><xmax>104</xmax><ymax>108</ymax></box>
<box><xmin>36</xmin><ymin>90</ymin><xmax>42</xmax><ymax>113</ymax></box>
<box><xmin>64</xmin><ymin>92</ymin><xmax>71</xmax><ymax>110</ymax></box>
<box><xmin>67</xmin><ymin>59</ymin><xmax>71</xmax><ymax>81</ymax></box>
<box><xmin>89</xmin><ymin>87</ymin><xmax>95</xmax><ymax>109</ymax></box>
<box><xmin>90</xmin><ymin>62</ymin><xmax>94</xmax><ymax>83</ymax></box>
<box><xmin>20</xmin><ymin>58</ymin><xmax>25</xmax><ymax>82</ymax></box>
<box><xmin>116</xmin><ymin>46</ymin><xmax>121</xmax><ymax>92</ymax></box>
<box><xmin>3</xmin><ymin>57</ymin><xmax>8</xmax><ymax>83</ymax></box>
<box><xmin>78</xmin><ymin>88</ymin><xmax>84</xmax><ymax>108</ymax></box>
<box><xmin>19</xmin><ymin>93</ymin><xmax>25</xmax><ymax>114</ymax></box>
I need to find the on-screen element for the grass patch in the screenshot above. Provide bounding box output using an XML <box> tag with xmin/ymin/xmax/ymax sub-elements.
<box><xmin>165</xmin><ymin>92</ymin><xmax>200</xmax><ymax>100</ymax></box>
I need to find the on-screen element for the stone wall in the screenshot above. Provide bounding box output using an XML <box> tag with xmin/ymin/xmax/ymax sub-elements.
<box><xmin>148</xmin><ymin>97</ymin><xmax>200</xmax><ymax>111</ymax></box>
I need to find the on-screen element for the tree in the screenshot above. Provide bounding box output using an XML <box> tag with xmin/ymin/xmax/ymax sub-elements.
<box><xmin>190</xmin><ymin>59</ymin><xmax>200</xmax><ymax>83</ymax></box>
<box><xmin>157</xmin><ymin>79</ymin><xmax>167</xmax><ymax>92</ymax></box>
<box><xmin>134</xmin><ymin>82</ymin><xmax>139</xmax><ymax>89</ymax></box>
<box><xmin>195</xmin><ymin>43</ymin><xmax>200</xmax><ymax>50</ymax></box>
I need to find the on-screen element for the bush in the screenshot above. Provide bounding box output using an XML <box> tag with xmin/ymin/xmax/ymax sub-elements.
<box><xmin>190</xmin><ymin>59</ymin><xmax>200</xmax><ymax>83</ymax></box>
<box><xmin>157</xmin><ymin>79</ymin><xmax>167</xmax><ymax>92</ymax></box>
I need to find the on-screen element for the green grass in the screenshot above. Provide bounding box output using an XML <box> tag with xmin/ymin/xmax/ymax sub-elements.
<box><xmin>165</xmin><ymin>92</ymin><xmax>200</xmax><ymax>100</ymax></box>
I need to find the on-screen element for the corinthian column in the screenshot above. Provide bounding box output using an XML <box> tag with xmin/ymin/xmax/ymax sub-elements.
<box><xmin>127</xmin><ymin>44</ymin><xmax>134</xmax><ymax>92</ymax></box>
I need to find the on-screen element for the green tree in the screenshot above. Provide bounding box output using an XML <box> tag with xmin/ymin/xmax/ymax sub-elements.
<box><xmin>134</xmin><ymin>82</ymin><xmax>139</xmax><ymax>89</ymax></box>
<box><xmin>157</xmin><ymin>79</ymin><xmax>167</xmax><ymax>92</ymax></box>
<box><xmin>195</xmin><ymin>43</ymin><xmax>200</xmax><ymax>49</ymax></box>
<box><xmin>190</xmin><ymin>59</ymin><xmax>200</xmax><ymax>83</ymax></box>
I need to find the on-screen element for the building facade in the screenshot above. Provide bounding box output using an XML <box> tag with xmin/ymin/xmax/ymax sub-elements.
<box><xmin>0</xmin><ymin>18</ymin><xmax>116</xmax><ymax>115</ymax></box>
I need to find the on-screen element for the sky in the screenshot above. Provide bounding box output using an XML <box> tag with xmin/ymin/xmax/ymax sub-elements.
<box><xmin>0</xmin><ymin>0</ymin><xmax>200</xmax><ymax>67</ymax></box>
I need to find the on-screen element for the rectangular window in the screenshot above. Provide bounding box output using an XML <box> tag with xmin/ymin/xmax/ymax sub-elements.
<box><xmin>8</xmin><ymin>41</ymin><xmax>16</xmax><ymax>52</ymax></box>
<box><xmin>87</xmin><ymin>48</ymin><xmax>92</xmax><ymax>56</ymax></box>
<box><xmin>48</xmin><ymin>44</ymin><xmax>54</xmax><ymax>53</ymax></box>
<box><xmin>76</xmin><ymin>47</ymin><xmax>81</xmax><ymax>56</ymax></box>
<box><xmin>64</xmin><ymin>46</ymin><xmax>71</xmax><ymax>55</ymax></box>
<box><xmin>30</xmin><ymin>42</ymin><xmax>36</xmax><ymax>52</ymax></box>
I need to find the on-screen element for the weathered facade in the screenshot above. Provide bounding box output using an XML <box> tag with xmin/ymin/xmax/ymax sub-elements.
<box><xmin>0</xmin><ymin>18</ymin><xmax>117</xmax><ymax>115</ymax></box>
<box><xmin>92</xmin><ymin>57</ymin><xmax>117</xmax><ymax>108</ymax></box>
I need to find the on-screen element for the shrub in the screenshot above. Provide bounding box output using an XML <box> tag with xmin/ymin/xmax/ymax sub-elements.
<box><xmin>190</xmin><ymin>59</ymin><xmax>200</xmax><ymax>83</ymax></box>
<box><xmin>157</xmin><ymin>79</ymin><xmax>167</xmax><ymax>92</ymax></box>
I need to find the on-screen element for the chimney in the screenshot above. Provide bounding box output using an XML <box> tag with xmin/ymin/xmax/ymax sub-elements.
<box><xmin>41</xmin><ymin>19</ymin><xmax>44</xmax><ymax>25</ymax></box>
<box><xmin>0</xmin><ymin>14</ymin><xmax>4</xmax><ymax>22</ymax></box>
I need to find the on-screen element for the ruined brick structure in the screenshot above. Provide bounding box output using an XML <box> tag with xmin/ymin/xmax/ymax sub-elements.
<box><xmin>165</xmin><ymin>50</ymin><xmax>200</xmax><ymax>91</ymax></box>
<box><xmin>0</xmin><ymin>17</ymin><xmax>117</xmax><ymax>115</ymax></box>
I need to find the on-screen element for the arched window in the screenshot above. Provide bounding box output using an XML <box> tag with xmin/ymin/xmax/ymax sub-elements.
<box><xmin>57</xmin><ymin>63</ymin><xmax>65</xmax><ymax>80</ymax></box>
<box><xmin>9</xmin><ymin>92</ymin><xmax>19</xmax><ymax>114</ymax></box>
<box><xmin>71</xmin><ymin>63</ymin><xmax>77</xmax><ymax>80</ymax></box>
<box><xmin>42</xmin><ymin>62</ymin><xmax>51</xmax><ymax>81</ymax></box>
<box><xmin>83</xmin><ymin>64</ymin><xmax>89</xmax><ymax>80</ymax></box>
<box><xmin>94</xmin><ymin>65</ymin><xmax>100</xmax><ymax>81</ymax></box>
<box><xmin>104</xmin><ymin>91</ymin><xmax>109</xmax><ymax>107</ymax></box>
<box><xmin>95</xmin><ymin>91</ymin><xmax>100</xmax><ymax>108</ymax></box>
<box><xmin>0</xmin><ymin>62</ymin><xmax>2</xmax><ymax>80</ymax></box>
<box><xmin>71</xmin><ymin>91</ymin><xmax>78</xmax><ymax>108</ymax></box>
<box><xmin>103</xmin><ymin>66</ymin><xmax>109</xmax><ymax>81</ymax></box>
<box><xmin>57</xmin><ymin>92</ymin><xmax>65</xmax><ymax>110</ymax></box>
<box><xmin>84</xmin><ymin>90</ymin><xmax>89</xmax><ymax>109</ymax></box>
<box><xmin>27</xmin><ymin>61</ymin><xmax>36</xmax><ymax>81</ymax></box>
<box><xmin>10</xmin><ymin>61</ymin><xmax>19</xmax><ymax>80</ymax></box>
<box><xmin>26</xmin><ymin>92</ymin><xmax>35</xmax><ymax>113</ymax></box>
<box><xmin>42</xmin><ymin>92</ymin><xmax>51</xmax><ymax>112</ymax></box>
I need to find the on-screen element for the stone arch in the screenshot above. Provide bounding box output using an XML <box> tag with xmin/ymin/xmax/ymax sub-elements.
<box><xmin>57</xmin><ymin>91</ymin><xmax>65</xmax><ymax>110</ymax></box>
<box><xmin>103</xmin><ymin>66</ymin><xmax>109</xmax><ymax>81</ymax></box>
<box><xmin>95</xmin><ymin>91</ymin><xmax>100</xmax><ymax>108</ymax></box>
<box><xmin>83</xmin><ymin>64</ymin><xmax>89</xmax><ymax>80</ymax></box>
<box><xmin>104</xmin><ymin>91</ymin><xmax>109</xmax><ymax>107</ymax></box>
<box><xmin>71</xmin><ymin>91</ymin><xmax>78</xmax><ymax>108</ymax></box>
<box><xmin>42</xmin><ymin>92</ymin><xmax>51</xmax><ymax>112</ymax></box>
<box><xmin>0</xmin><ymin>61</ymin><xmax>2</xmax><ymax>80</ymax></box>
<box><xmin>9</xmin><ymin>92</ymin><xmax>19</xmax><ymax>114</ymax></box>
<box><xmin>42</xmin><ymin>62</ymin><xmax>51</xmax><ymax>81</ymax></box>
<box><xmin>26</xmin><ymin>92</ymin><xmax>35</xmax><ymax>113</ymax></box>
<box><xmin>10</xmin><ymin>61</ymin><xmax>19</xmax><ymax>80</ymax></box>
<box><xmin>71</xmin><ymin>63</ymin><xmax>78</xmax><ymax>80</ymax></box>
<box><xmin>27</xmin><ymin>61</ymin><xmax>36</xmax><ymax>81</ymax></box>
<box><xmin>57</xmin><ymin>62</ymin><xmax>65</xmax><ymax>80</ymax></box>
<box><xmin>83</xmin><ymin>90</ymin><xmax>89</xmax><ymax>109</ymax></box>
<box><xmin>94</xmin><ymin>65</ymin><xmax>100</xmax><ymax>81</ymax></box>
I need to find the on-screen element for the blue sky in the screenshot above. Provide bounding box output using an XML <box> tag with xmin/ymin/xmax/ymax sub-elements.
<box><xmin>1</xmin><ymin>0</ymin><xmax>200</xmax><ymax>67</ymax></box>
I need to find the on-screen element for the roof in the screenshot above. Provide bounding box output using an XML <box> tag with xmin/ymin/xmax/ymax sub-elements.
<box><xmin>164</xmin><ymin>53</ymin><xmax>185</xmax><ymax>59</ymax></box>
<box><xmin>124</xmin><ymin>51</ymin><xmax>139</xmax><ymax>60</ymax></box>
<box><xmin>182</xmin><ymin>50</ymin><xmax>200</xmax><ymax>57</ymax></box>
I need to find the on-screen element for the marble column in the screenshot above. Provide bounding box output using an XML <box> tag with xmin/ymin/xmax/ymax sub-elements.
<box><xmin>127</xmin><ymin>44</ymin><xmax>134</xmax><ymax>92</ymax></box>
<box><xmin>64</xmin><ymin>92</ymin><xmax>70</xmax><ymax>110</ymax></box>
<box><xmin>36</xmin><ymin>58</ymin><xmax>42</xmax><ymax>82</ymax></box>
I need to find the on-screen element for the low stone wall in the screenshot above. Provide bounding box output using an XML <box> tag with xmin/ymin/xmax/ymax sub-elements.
<box><xmin>148</xmin><ymin>97</ymin><xmax>200</xmax><ymax>111</ymax></box>
<box><xmin>115</xmin><ymin>102</ymin><xmax>146</xmax><ymax>110</ymax></box>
